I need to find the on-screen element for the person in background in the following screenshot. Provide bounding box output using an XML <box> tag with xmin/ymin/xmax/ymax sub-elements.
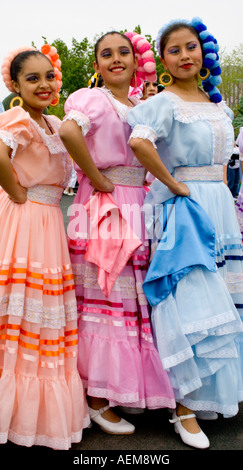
<box><xmin>227</xmin><ymin>141</ymin><xmax>240</xmax><ymax>199</ymax></box>
<box><xmin>143</xmin><ymin>80</ymin><xmax>159</xmax><ymax>99</ymax></box>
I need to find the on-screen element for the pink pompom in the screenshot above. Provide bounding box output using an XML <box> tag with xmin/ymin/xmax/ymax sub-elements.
<box><xmin>49</xmin><ymin>46</ymin><xmax>57</xmax><ymax>56</ymax></box>
<box><xmin>141</xmin><ymin>50</ymin><xmax>154</xmax><ymax>59</ymax></box>
<box><xmin>1</xmin><ymin>45</ymin><xmax>36</xmax><ymax>91</ymax></box>
<box><xmin>131</xmin><ymin>34</ymin><xmax>142</xmax><ymax>47</ymax></box>
<box><xmin>125</xmin><ymin>32</ymin><xmax>134</xmax><ymax>40</ymax></box>
<box><xmin>144</xmin><ymin>62</ymin><xmax>156</xmax><ymax>74</ymax></box>
<box><xmin>137</xmin><ymin>39</ymin><xmax>151</xmax><ymax>54</ymax></box>
<box><xmin>54</xmin><ymin>59</ymin><xmax>61</xmax><ymax>68</ymax></box>
<box><xmin>145</xmin><ymin>72</ymin><xmax>157</xmax><ymax>82</ymax></box>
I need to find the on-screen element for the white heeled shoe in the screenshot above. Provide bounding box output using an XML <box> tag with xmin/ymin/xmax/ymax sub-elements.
<box><xmin>169</xmin><ymin>412</ymin><xmax>210</xmax><ymax>449</ymax></box>
<box><xmin>89</xmin><ymin>405</ymin><xmax>135</xmax><ymax>435</ymax></box>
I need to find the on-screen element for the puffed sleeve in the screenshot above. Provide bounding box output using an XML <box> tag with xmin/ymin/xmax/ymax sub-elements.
<box><xmin>0</xmin><ymin>107</ymin><xmax>33</xmax><ymax>160</ymax></box>
<box><xmin>63</xmin><ymin>88</ymin><xmax>110</xmax><ymax>136</ymax></box>
<box><xmin>127</xmin><ymin>92</ymin><xmax>173</xmax><ymax>147</ymax></box>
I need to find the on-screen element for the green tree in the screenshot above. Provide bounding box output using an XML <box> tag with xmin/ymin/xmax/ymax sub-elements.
<box><xmin>46</xmin><ymin>36</ymin><xmax>95</xmax><ymax>118</ymax></box>
<box><xmin>220</xmin><ymin>45</ymin><xmax>243</xmax><ymax>111</ymax></box>
<box><xmin>233</xmin><ymin>95</ymin><xmax>243</xmax><ymax>136</ymax></box>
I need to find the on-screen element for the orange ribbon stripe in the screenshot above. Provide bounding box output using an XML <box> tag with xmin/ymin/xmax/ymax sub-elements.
<box><xmin>20</xmin><ymin>328</ymin><xmax>40</xmax><ymax>340</ymax></box>
<box><xmin>65</xmin><ymin>329</ymin><xmax>78</xmax><ymax>337</ymax></box>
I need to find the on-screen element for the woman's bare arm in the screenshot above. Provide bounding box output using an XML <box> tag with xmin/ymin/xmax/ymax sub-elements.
<box><xmin>59</xmin><ymin>120</ymin><xmax>114</xmax><ymax>193</ymax></box>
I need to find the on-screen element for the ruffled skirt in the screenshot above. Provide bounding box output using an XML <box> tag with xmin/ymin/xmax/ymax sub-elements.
<box><xmin>146</xmin><ymin>181</ymin><xmax>243</xmax><ymax>416</ymax></box>
<box><xmin>68</xmin><ymin>183</ymin><xmax>175</xmax><ymax>410</ymax></box>
<box><xmin>0</xmin><ymin>189</ymin><xmax>89</xmax><ymax>449</ymax></box>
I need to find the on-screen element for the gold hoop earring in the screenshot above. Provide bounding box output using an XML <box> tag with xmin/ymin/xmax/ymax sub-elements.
<box><xmin>197</xmin><ymin>68</ymin><xmax>210</xmax><ymax>81</ymax></box>
<box><xmin>159</xmin><ymin>71</ymin><xmax>174</xmax><ymax>87</ymax></box>
<box><xmin>10</xmin><ymin>95</ymin><xmax>23</xmax><ymax>108</ymax></box>
<box><xmin>50</xmin><ymin>95</ymin><xmax>60</xmax><ymax>107</ymax></box>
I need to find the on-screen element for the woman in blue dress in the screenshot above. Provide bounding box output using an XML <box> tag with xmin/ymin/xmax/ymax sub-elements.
<box><xmin>127</xmin><ymin>17</ymin><xmax>243</xmax><ymax>449</ymax></box>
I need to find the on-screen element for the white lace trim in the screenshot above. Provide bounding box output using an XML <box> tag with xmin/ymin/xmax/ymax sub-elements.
<box><xmin>129</xmin><ymin>124</ymin><xmax>158</xmax><ymax>148</ymax></box>
<box><xmin>100</xmin><ymin>86</ymin><xmax>138</xmax><ymax>122</ymax></box>
<box><xmin>182</xmin><ymin>310</ymin><xmax>236</xmax><ymax>335</ymax></box>
<box><xmin>179</xmin><ymin>398</ymin><xmax>240</xmax><ymax>418</ymax></box>
<box><xmin>0</xmin><ymin>293</ymin><xmax>78</xmax><ymax>328</ymax></box>
<box><xmin>30</xmin><ymin>118</ymin><xmax>67</xmax><ymax>155</ymax></box>
<box><xmin>86</xmin><ymin>386</ymin><xmax>175</xmax><ymax>409</ymax></box>
<box><xmin>0</xmin><ymin>130</ymin><xmax>18</xmax><ymax>160</ymax></box>
<box><xmin>3</xmin><ymin>429</ymin><xmax>83</xmax><ymax>450</ymax></box>
<box><xmin>166</xmin><ymin>92</ymin><xmax>230</xmax><ymax>124</ymax></box>
<box><xmin>63</xmin><ymin>109</ymin><xmax>91</xmax><ymax>136</ymax></box>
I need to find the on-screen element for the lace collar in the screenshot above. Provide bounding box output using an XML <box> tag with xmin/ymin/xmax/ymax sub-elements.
<box><xmin>30</xmin><ymin>115</ymin><xmax>67</xmax><ymax>154</ymax></box>
<box><xmin>164</xmin><ymin>91</ymin><xmax>230</xmax><ymax>124</ymax></box>
<box><xmin>99</xmin><ymin>86</ymin><xmax>139</xmax><ymax>122</ymax></box>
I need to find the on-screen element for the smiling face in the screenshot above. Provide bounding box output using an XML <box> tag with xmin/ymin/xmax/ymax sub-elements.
<box><xmin>161</xmin><ymin>27</ymin><xmax>203</xmax><ymax>82</ymax></box>
<box><xmin>12</xmin><ymin>54</ymin><xmax>57</xmax><ymax>112</ymax></box>
<box><xmin>93</xmin><ymin>33</ymin><xmax>137</xmax><ymax>89</ymax></box>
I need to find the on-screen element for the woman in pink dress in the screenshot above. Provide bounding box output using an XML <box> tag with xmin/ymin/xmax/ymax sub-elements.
<box><xmin>59</xmin><ymin>31</ymin><xmax>177</xmax><ymax>435</ymax></box>
<box><xmin>0</xmin><ymin>46</ymin><xmax>89</xmax><ymax>449</ymax></box>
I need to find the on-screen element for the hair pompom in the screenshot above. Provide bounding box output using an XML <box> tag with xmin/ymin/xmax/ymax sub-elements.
<box><xmin>208</xmin><ymin>87</ymin><xmax>222</xmax><ymax>102</ymax></box>
<box><xmin>145</xmin><ymin>72</ymin><xmax>157</xmax><ymax>82</ymax></box>
<box><xmin>141</xmin><ymin>50</ymin><xmax>154</xmax><ymax>59</ymax></box>
<box><xmin>210</xmin><ymin>75</ymin><xmax>222</xmax><ymax>86</ymax></box>
<box><xmin>1</xmin><ymin>45</ymin><xmax>36</xmax><ymax>91</ymax></box>
<box><xmin>203</xmin><ymin>54</ymin><xmax>217</xmax><ymax>68</ymax></box>
<box><xmin>41</xmin><ymin>43</ymin><xmax>62</xmax><ymax>92</ymax></box>
<box><xmin>202</xmin><ymin>81</ymin><xmax>214</xmax><ymax>92</ymax></box>
<box><xmin>41</xmin><ymin>44</ymin><xmax>51</xmax><ymax>54</ymax></box>
<box><xmin>210</xmin><ymin>65</ymin><xmax>221</xmax><ymax>76</ymax></box>
<box><xmin>125</xmin><ymin>31</ymin><xmax>157</xmax><ymax>96</ymax></box>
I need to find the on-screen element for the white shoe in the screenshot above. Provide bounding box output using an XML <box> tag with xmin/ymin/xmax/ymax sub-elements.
<box><xmin>196</xmin><ymin>411</ymin><xmax>218</xmax><ymax>421</ymax></box>
<box><xmin>169</xmin><ymin>412</ymin><xmax>210</xmax><ymax>449</ymax></box>
<box><xmin>89</xmin><ymin>406</ymin><xmax>135</xmax><ymax>435</ymax></box>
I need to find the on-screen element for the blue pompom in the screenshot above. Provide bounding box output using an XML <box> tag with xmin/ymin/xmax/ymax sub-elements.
<box><xmin>191</xmin><ymin>17</ymin><xmax>207</xmax><ymax>32</ymax></box>
<box><xmin>211</xmin><ymin>66</ymin><xmax>221</xmax><ymax>76</ymax></box>
<box><xmin>199</xmin><ymin>31</ymin><xmax>214</xmax><ymax>42</ymax></box>
<box><xmin>209</xmin><ymin>93</ymin><xmax>222</xmax><ymax>103</ymax></box>
<box><xmin>203</xmin><ymin>46</ymin><xmax>216</xmax><ymax>55</ymax></box>
<box><xmin>203</xmin><ymin>57</ymin><xmax>216</xmax><ymax>68</ymax></box>
<box><xmin>203</xmin><ymin>41</ymin><xmax>216</xmax><ymax>51</ymax></box>
<box><xmin>203</xmin><ymin>82</ymin><xmax>214</xmax><ymax>92</ymax></box>
<box><xmin>210</xmin><ymin>76</ymin><xmax>222</xmax><ymax>86</ymax></box>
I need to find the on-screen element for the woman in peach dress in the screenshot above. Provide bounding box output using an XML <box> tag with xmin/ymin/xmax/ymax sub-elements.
<box><xmin>0</xmin><ymin>45</ymin><xmax>89</xmax><ymax>449</ymax></box>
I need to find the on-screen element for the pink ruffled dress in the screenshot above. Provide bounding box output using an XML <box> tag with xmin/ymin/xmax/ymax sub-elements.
<box><xmin>64</xmin><ymin>86</ymin><xmax>175</xmax><ymax>409</ymax></box>
<box><xmin>0</xmin><ymin>107</ymin><xmax>89</xmax><ymax>449</ymax></box>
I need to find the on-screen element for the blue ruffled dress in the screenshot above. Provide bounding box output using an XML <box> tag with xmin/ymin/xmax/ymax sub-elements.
<box><xmin>127</xmin><ymin>91</ymin><xmax>243</xmax><ymax>416</ymax></box>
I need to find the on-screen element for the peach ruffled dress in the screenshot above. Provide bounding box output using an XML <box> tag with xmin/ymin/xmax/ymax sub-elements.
<box><xmin>0</xmin><ymin>107</ymin><xmax>89</xmax><ymax>449</ymax></box>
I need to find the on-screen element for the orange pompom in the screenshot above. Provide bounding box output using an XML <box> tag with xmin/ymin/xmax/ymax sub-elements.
<box><xmin>41</xmin><ymin>44</ymin><xmax>51</xmax><ymax>54</ymax></box>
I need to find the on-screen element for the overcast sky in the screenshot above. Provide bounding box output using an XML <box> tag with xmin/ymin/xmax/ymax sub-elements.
<box><xmin>0</xmin><ymin>0</ymin><xmax>242</xmax><ymax>100</ymax></box>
